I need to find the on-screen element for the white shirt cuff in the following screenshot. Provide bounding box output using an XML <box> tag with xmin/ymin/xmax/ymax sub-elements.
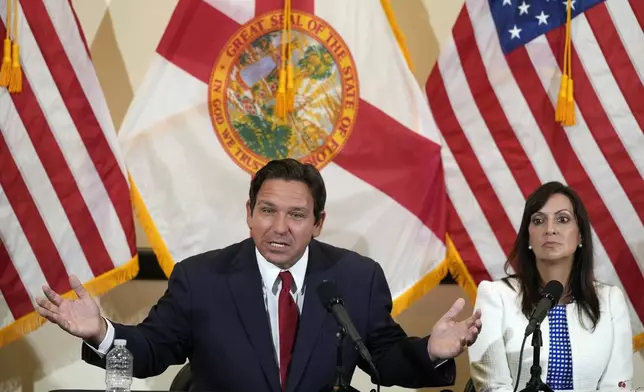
<box><xmin>84</xmin><ymin>318</ymin><xmax>115</xmax><ymax>357</ymax></box>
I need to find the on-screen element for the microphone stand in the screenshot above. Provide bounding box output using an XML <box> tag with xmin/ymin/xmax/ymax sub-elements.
<box><xmin>321</xmin><ymin>325</ymin><xmax>376</xmax><ymax>392</ymax></box>
<box><xmin>520</xmin><ymin>321</ymin><xmax>553</xmax><ymax>392</ymax></box>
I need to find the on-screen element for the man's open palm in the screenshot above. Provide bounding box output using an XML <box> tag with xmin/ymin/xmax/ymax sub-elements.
<box><xmin>427</xmin><ymin>298</ymin><xmax>482</xmax><ymax>360</ymax></box>
<box><xmin>36</xmin><ymin>275</ymin><xmax>105</xmax><ymax>343</ymax></box>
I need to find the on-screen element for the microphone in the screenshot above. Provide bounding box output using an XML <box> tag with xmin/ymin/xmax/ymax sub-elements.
<box><xmin>524</xmin><ymin>280</ymin><xmax>564</xmax><ymax>337</ymax></box>
<box><xmin>316</xmin><ymin>280</ymin><xmax>378</xmax><ymax>377</ymax></box>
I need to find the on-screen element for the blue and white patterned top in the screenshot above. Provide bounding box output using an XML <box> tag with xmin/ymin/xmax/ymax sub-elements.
<box><xmin>546</xmin><ymin>305</ymin><xmax>573</xmax><ymax>390</ymax></box>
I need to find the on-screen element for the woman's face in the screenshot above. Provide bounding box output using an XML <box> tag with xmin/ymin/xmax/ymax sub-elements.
<box><xmin>528</xmin><ymin>193</ymin><xmax>581</xmax><ymax>263</ymax></box>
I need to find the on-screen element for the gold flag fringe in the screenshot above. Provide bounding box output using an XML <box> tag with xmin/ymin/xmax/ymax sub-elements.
<box><xmin>129</xmin><ymin>173</ymin><xmax>176</xmax><ymax>278</ymax></box>
<box><xmin>380</xmin><ymin>0</ymin><xmax>414</xmax><ymax>73</ymax></box>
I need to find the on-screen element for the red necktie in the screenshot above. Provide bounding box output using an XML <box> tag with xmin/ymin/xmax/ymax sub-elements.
<box><xmin>278</xmin><ymin>271</ymin><xmax>299</xmax><ymax>389</ymax></box>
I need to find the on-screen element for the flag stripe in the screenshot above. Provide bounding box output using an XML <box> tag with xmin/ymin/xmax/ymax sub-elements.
<box><xmin>427</xmin><ymin>66</ymin><xmax>516</xmax><ymax>257</ymax></box>
<box><xmin>440</xmin><ymin>137</ymin><xmax>509</xmax><ymax>280</ymax></box>
<box><xmin>47</xmin><ymin>0</ymin><xmax>125</xmax><ymax>177</ymax></box>
<box><xmin>0</xmin><ymin>238</ymin><xmax>33</xmax><ymax>319</ymax></box>
<box><xmin>0</xmin><ymin>128</ymin><xmax>71</xmax><ymax>298</ymax></box>
<box><xmin>446</xmin><ymin>198</ymin><xmax>492</xmax><ymax>283</ymax></box>
<box><xmin>65</xmin><ymin>0</ymin><xmax>91</xmax><ymax>60</ymax></box>
<box><xmin>7</xmin><ymin>15</ymin><xmax>131</xmax><ymax>277</ymax></box>
<box><xmin>21</xmin><ymin>0</ymin><xmax>136</xmax><ymax>257</ymax></box>
<box><xmin>0</xmin><ymin>290</ymin><xmax>16</xmax><ymax>327</ymax></box>
<box><xmin>454</xmin><ymin>8</ymin><xmax>542</xmax><ymax>205</ymax></box>
<box><xmin>0</xmin><ymin>183</ymin><xmax>51</xmax><ymax>320</ymax></box>
<box><xmin>585</xmin><ymin>4</ymin><xmax>644</xmax><ymax>145</ymax></box>
<box><xmin>15</xmin><ymin>2</ymin><xmax>132</xmax><ymax>270</ymax></box>
<box><xmin>447</xmin><ymin>6</ymin><xmax>545</xmax><ymax>249</ymax></box>
<box><xmin>581</xmin><ymin>7</ymin><xmax>644</xmax><ymax>176</ymax></box>
<box><xmin>465</xmin><ymin>0</ymin><xmax>573</xmax><ymax>192</ymax></box>
<box><xmin>609</xmin><ymin>0</ymin><xmax>644</xmax><ymax>79</ymax></box>
<box><xmin>628</xmin><ymin>0</ymin><xmax>644</xmax><ymax>32</ymax></box>
<box><xmin>333</xmin><ymin>101</ymin><xmax>446</xmax><ymax>239</ymax></box>
<box><xmin>7</xmin><ymin>73</ymin><xmax>115</xmax><ymax>280</ymax></box>
<box><xmin>506</xmin><ymin>45</ymin><xmax>644</xmax><ymax>319</ymax></box>
<box><xmin>560</xmin><ymin>20</ymin><xmax>644</xmax><ymax>223</ymax></box>
<box><xmin>427</xmin><ymin>97</ymin><xmax>510</xmax><ymax>280</ymax></box>
<box><xmin>442</xmin><ymin>33</ymin><xmax>530</xmax><ymax>234</ymax></box>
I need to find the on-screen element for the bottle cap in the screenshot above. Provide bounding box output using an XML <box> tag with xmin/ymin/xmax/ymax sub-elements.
<box><xmin>114</xmin><ymin>339</ymin><xmax>127</xmax><ymax>346</ymax></box>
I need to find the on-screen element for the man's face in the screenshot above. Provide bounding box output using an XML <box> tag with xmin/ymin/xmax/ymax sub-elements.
<box><xmin>246</xmin><ymin>179</ymin><xmax>325</xmax><ymax>268</ymax></box>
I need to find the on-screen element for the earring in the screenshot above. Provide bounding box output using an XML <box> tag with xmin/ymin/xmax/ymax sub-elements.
<box><xmin>578</xmin><ymin>243</ymin><xmax>582</xmax><ymax>248</ymax></box>
<box><xmin>528</xmin><ymin>245</ymin><xmax>532</xmax><ymax>250</ymax></box>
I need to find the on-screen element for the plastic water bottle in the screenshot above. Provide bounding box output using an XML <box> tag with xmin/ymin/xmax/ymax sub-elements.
<box><xmin>105</xmin><ymin>339</ymin><xmax>133</xmax><ymax>392</ymax></box>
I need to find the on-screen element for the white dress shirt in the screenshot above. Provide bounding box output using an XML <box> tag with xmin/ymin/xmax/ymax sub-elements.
<box><xmin>255</xmin><ymin>246</ymin><xmax>308</xmax><ymax>369</ymax></box>
<box><xmin>87</xmin><ymin>246</ymin><xmax>310</xmax><ymax>371</ymax></box>
<box><xmin>468</xmin><ymin>278</ymin><xmax>633</xmax><ymax>392</ymax></box>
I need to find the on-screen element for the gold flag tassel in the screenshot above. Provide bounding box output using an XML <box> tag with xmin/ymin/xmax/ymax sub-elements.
<box><xmin>275</xmin><ymin>0</ymin><xmax>289</xmax><ymax>119</ymax></box>
<box><xmin>563</xmin><ymin>25</ymin><xmax>575</xmax><ymax>126</ymax></box>
<box><xmin>0</xmin><ymin>0</ymin><xmax>12</xmax><ymax>87</ymax></box>
<box><xmin>285</xmin><ymin>0</ymin><xmax>295</xmax><ymax>113</ymax></box>
<box><xmin>8</xmin><ymin>0</ymin><xmax>21</xmax><ymax>93</ymax></box>
<box><xmin>556</xmin><ymin>0</ymin><xmax>574</xmax><ymax>126</ymax></box>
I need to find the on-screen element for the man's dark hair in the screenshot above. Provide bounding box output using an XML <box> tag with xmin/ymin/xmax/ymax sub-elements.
<box><xmin>249</xmin><ymin>159</ymin><xmax>326</xmax><ymax>223</ymax></box>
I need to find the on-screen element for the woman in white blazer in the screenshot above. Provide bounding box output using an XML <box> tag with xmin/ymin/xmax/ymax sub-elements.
<box><xmin>468</xmin><ymin>181</ymin><xmax>633</xmax><ymax>392</ymax></box>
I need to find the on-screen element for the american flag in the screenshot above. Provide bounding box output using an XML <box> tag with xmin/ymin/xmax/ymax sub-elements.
<box><xmin>426</xmin><ymin>0</ymin><xmax>644</xmax><ymax>349</ymax></box>
<box><xmin>0</xmin><ymin>0</ymin><xmax>137</xmax><ymax>348</ymax></box>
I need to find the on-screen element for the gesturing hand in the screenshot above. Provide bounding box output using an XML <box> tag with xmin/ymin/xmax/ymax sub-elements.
<box><xmin>36</xmin><ymin>275</ymin><xmax>106</xmax><ymax>345</ymax></box>
<box><xmin>427</xmin><ymin>298</ymin><xmax>482</xmax><ymax>361</ymax></box>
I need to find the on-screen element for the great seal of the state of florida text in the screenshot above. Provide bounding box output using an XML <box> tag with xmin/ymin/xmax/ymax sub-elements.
<box><xmin>208</xmin><ymin>10</ymin><xmax>359</xmax><ymax>174</ymax></box>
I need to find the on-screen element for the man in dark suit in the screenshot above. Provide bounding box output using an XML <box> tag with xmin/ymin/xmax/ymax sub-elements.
<box><xmin>37</xmin><ymin>158</ymin><xmax>482</xmax><ymax>392</ymax></box>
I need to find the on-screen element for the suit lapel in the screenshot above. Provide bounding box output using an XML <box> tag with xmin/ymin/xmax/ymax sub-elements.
<box><xmin>286</xmin><ymin>240</ymin><xmax>335</xmax><ymax>392</ymax></box>
<box><xmin>226</xmin><ymin>239</ymin><xmax>281</xmax><ymax>392</ymax></box>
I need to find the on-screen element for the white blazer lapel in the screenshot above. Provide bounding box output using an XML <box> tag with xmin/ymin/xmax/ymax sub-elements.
<box><xmin>541</xmin><ymin>311</ymin><xmax>551</xmax><ymax>383</ymax></box>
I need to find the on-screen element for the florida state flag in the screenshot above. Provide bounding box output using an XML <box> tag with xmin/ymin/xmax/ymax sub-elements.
<box><xmin>119</xmin><ymin>0</ymin><xmax>458</xmax><ymax>314</ymax></box>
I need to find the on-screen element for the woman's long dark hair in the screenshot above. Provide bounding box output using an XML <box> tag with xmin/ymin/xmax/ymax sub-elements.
<box><xmin>503</xmin><ymin>181</ymin><xmax>600</xmax><ymax>330</ymax></box>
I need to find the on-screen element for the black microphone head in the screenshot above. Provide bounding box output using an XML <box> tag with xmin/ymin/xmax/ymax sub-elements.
<box><xmin>316</xmin><ymin>280</ymin><xmax>343</xmax><ymax>310</ymax></box>
<box><xmin>542</xmin><ymin>280</ymin><xmax>564</xmax><ymax>305</ymax></box>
